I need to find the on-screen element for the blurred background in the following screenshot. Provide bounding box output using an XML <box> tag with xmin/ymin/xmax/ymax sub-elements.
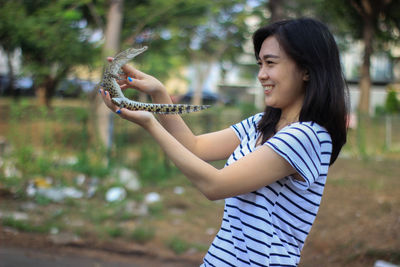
<box><xmin>0</xmin><ymin>0</ymin><xmax>399</xmax><ymax>266</ymax></box>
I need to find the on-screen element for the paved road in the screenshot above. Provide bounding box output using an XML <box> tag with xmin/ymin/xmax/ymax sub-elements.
<box><xmin>0</xmin><ymin>246</ymin><xmax>198</xmax><ymax>267</ymax></box>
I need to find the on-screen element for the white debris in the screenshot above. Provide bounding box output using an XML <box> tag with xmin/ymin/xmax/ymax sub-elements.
<box><xmin>36</xmin><ymin>187</ymin><xmax>84</xmax><ymax>202</ymax></box>
<box><xmin>4</xmin><ymin>162</ymin><xmax>22</xmax><ymax>178</ymax></box>
<box><xmin>86</xmin><ymin>177</ymin><xmax>99</xmax><ymax>198</ymax></box>
<box><xmin>74</xmin><ymin>174</ymin><xmax>86</xmax><ymax>186</ymax></box>
<box><xmin>173</xmin><ymin>186</ymin><xmax>185</xmax><ymax>195</ymax></box>
<box><xmin>36</xmin><ymin>188</ymin><xmax>64</xmax><ymax>202</ymax></box>
<box><xmin>374</xmin><ymin>260</ymin><xmax>400</xmax><ymax>267</ymax></box>
<box><xmin>105</xmin><ymin>187</ymin><xmax>127</xmax><ymax>202</ymax></box>
<box><xmin>125</xmin><ymin>201</ymin><xmax>148</xmax><ymax>216</ymax></box>
<box><xmin>0</xmin><ymin>211</ymin><xmax>29</xmax><ymax>221</ymax></box>
<box><xmin>118</xmin><ymin>168</ymin><xmax>141</xmax><ymax>191</ymax></box>
<box><xmin>60</xmin><ymin>156</ymin><xmax>78</xmax><ymax>165</ymax></box>
<box><xmin>62</xmin><ymin>187</ymin><xmax>84</xmax><ymax>199</ymax></box>
<box><xmin>26</xmin><ymin>182</ymin><xmax>36</xmax><ymax>197</ymax></box>
<box><xmin>144</xmin><ymin>192</ymin><xmax>161</xmax><ymax>204</ymax></box>
<box><xmin>50</xmin><ymin>227</ymin><xmax>59</xmax><ymax>235</ymax></box>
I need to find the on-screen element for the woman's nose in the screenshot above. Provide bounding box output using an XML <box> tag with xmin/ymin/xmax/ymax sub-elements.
<box><xmin>258</xmin><ymin>66</ymin><xmax>269</xmax><ymax>81</ymax></box>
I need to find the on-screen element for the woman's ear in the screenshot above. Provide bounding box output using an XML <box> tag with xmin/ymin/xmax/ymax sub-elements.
<box><xmin>303</xmin><ymin>70</ymin><xmax>310</xmax><ymax>81</ymax></box>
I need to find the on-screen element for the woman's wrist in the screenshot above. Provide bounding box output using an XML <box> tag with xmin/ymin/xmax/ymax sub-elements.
<box><xmin>142</xmin><ymin>114</ymin><xmax>159</xmax><ymax>132</ymax></box>
<box><xmin>150</xmin><ymin>87</ymin><xmax>173</xmax><ymax>104</ymax></box>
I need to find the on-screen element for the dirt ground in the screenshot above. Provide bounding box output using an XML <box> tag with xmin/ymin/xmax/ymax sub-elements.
<box><xmin>300</xmin><ymin>158</ymin><xmax>400</xmax><ymax>266</ymax></box>
<box><xmin>1</xmin><ymin>157</ymin><xmax>400</xmax><ymax>266</ymax></box>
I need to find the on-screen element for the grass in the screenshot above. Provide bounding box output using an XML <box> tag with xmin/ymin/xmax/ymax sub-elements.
<box><xmin>105</xmin><ymin>226</ymin><xmax>124</xmax><ymax>238</ymax></box>
<box><xmin>167</xmin><ymin>236</ymin><xmax>190</xmax><ymax>255</ymax></box>
<box><xmin>131</xmin><ymin>226</ymin><xmax>155</xmax><ymax>244</ymax></box>
<box><xmin>2</xmin><ymin>216</ymin><xmax>54</xmax><ymax>234</ymax></box>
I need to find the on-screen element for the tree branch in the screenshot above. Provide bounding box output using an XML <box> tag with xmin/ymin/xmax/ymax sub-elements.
<box><xmin>124</xmin><ymin>5</ymin><xmax>175</xmax><ymax>45</ymax></box>
<box><xmin>350</xmin><ymin>0</ymin><xmax>365</xmax><ymax>17</ymax></box>
<box><xmin>87</xmin><ymin>1</ymin><xmax>105</xmax><ymax>31</ymax></box>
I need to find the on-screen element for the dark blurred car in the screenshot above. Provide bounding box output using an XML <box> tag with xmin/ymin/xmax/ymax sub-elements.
<box><xmin>56</xmin><ymin>78</ymin><xmax>97</xmax><ymax>98</ymax></box>
<box><xmin>0</xmin><ymin>75</ymin><xmax>35</xmax><ymax>96</ymax></box>
<box><xmin>179</xmin><ymin>90</ymin><xmax>228</xmax><ymax>105</ymax></box>
<box><xmin>0</xmin><ymin>75</ymin><xmax>9</xmax><ymax>95</ymax></box>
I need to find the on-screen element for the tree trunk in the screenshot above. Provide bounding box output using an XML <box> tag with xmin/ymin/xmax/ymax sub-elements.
<box><xmin>36</xmin><ymin>86</ymin><xmax>46</xmax><ymax>106</ymax></box>
<box><xmin>5</xmin><ymin>50</ymin><xmax>17</xmax><ymax>99</ymax></box>
<box><xmin>358</xmin><ymin>17</ymin><xmax>374</xmax><ymax>115</ymax></box>
<box><xmin>35</xmin><ymin>76</ymin><xmax>58</xmax><ymax>108</ymax></box>
<box><xmin>268</xmin><ymin>0</ymin><xmax>286</xmax><ymax>23</ymax></box>
<box><xmin>44</xmin><ymin>76</ymin><xmax>58</xmax><ymax>108</ymax></box>
<box><xmin>191</xmin><ymin>61</ymin><xmax>212</xmax><ymax>106</ymax></box>
<box><xmin>95</xmin><ymin>0</ymin><xmax>124</xmax><ymax>147</ymax></box>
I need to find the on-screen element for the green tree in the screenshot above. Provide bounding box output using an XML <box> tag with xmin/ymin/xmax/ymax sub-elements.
<box><xmin>19</xmin><ymin>0</ymin><xmax>99</xmax><ymax>107</ymax></box>
<box><xmin>91</xmin><ymin>0</ymin><xmax>227</xmax><ymax>147</ymax></box>
<box><xmin>118</xmin><ymin>0</ymin><xmax>256</xmax><ymax>105</ymax></box>
<box><xmin>181</xmin><ymin>1</ymin><xmax>252</xmax><ymax>105</ymax></box>
<box><xmin>317</xmin><ymin>0</ymin><xmax>400</xmax><ymax>115</ymax></box>
<box><xmin>385</xmin><ymin>90</ymin><xmax>400</xmax><ymax>114</ymax></box>
<box><xmin>0</xmin><ymin>0</ymin><xmax>100</xmax><ymax>107</ymax></box>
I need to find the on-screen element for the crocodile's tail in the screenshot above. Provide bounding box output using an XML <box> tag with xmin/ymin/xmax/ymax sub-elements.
<box><xmin>112</xmin><ymin>97</ymin><xmax>210</xmax><ymax>114</ymax></box>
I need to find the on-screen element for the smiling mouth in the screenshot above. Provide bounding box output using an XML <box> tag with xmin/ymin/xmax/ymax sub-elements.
<box><xmin>263</xmin><ymin>85</ymin><xmax>274</xmax><ymax>94</ymax></box>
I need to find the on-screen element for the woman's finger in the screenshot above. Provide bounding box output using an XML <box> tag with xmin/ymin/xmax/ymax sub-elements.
<box><xmin>120</xmin><ymin>84</ymin><xmax>129</xmax><ymax>90</ymax></box>
<box><xmin>121</xmin><ymin>65</ymin><xmax>147</xmax><ymax>79</ymax></box>
<box><xmin>99</xmin><ymin>89</ymin><xmax>119</xmax><ymax>113</ymax></box>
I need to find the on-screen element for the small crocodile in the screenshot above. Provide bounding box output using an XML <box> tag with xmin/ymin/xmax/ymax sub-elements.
<box><xmin>101</xmin><ymin>46</ymin><xmax>210</xmax><ymax>114</ymax></box>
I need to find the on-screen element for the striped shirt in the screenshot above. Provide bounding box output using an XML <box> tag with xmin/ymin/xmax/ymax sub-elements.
<box><xmin>202</xmin><ymin>113</ymin><xmax>332</xmax><ymax>267</ymax></box>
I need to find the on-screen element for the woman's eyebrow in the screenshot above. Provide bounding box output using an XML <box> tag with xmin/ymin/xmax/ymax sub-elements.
<box><xmin>262</xmin><ymin>54</ymin><xmax>280</xmax><ymax>60</ymax></box>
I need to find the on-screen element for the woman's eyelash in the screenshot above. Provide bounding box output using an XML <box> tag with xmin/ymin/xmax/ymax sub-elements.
<box><xmin>257</xmin><ymin>60</ymin><xmax>275</xmax><ymax>66</ymax></box>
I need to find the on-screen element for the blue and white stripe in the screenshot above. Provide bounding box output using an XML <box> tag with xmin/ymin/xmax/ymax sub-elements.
<box><xmin>202</xmin><ymin>113</ymin><xmax>332</xmax><ymax>266</ymax></box>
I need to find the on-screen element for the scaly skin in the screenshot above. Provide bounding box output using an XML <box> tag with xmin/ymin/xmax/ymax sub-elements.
<box><xmin>101</xmin><ymin>46</ymin><xmax>210</xmax><ymax>114</ymax></box>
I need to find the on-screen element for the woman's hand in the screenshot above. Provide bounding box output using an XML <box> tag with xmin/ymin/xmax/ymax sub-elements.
<box><xmin>107</xmin><ymin>57</ymin><xmax>166</xmax><ymax>97</ymax></box>
<box><xmin>99</xmin><ymin>88</ymin><xmax>155</xmax><ymax>129</ymax></box>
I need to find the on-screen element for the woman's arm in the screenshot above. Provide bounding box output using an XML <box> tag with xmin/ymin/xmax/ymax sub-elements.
<box><xmin>101</xmin><ymin>90</ymin><xmax>296</xmax><ymax>200</ymax></box>
<box><xmin>109</xmin><ymin>63</ymin><xmax>238</xmax><ymax>161</ymax></box>
<box><xmin>144</xmin><ymin>114</ymin><xmax>296</xmax><ymax>200</ymax></box>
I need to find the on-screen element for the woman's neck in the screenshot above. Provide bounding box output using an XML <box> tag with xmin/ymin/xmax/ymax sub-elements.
<box><xmin>276</xmin><ymin>113</ymin><xmax>299</xmax><ymax>131</ymax></box>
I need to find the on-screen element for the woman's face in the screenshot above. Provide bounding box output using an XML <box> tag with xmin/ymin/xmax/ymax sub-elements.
<box><xmin>257</xmin><ymin>36</ymin><xmax>308</xmax><ymax>120</ymax></box>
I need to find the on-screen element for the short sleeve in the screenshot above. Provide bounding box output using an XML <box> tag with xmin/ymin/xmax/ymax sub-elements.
<box><xmin>230</xmin><ymin>113</ymin><xmax>262</xmax><ymax>141</ymax></box>
<box><xmin>265</xmin><ymin>123</ymin><xmax>327</xmax><ymax>190</ymax></box>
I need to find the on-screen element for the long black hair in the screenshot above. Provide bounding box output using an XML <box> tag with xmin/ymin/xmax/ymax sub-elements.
<box><xmin>253</xmin><ymin>18</ymin><xmax>349</xmax><ymax>165</ymax></box>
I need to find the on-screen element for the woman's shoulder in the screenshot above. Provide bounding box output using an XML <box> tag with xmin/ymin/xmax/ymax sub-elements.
<box><xmin>231</xmin><ymin>113</ymin><xmax>264</xmax><ymax>140</ymax></box>
<box><xmin>232</xmin><ymin>112</ymin><xmax>264</xmax><ymax>130</ymax></box>
<box><xmin>277</xmin><ymin>121</ymin><xmax>331</xmax><ymax>144</ymax></box>
<box><xmin>246</xmin><ymin>112</ymin><xmax>264</xmax><ymax>123</ymax></box>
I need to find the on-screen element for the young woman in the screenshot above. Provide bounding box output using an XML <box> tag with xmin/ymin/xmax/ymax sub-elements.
<box><xmin>100</xmin><ymin>18</ymin><xmax>348</xmax><ymax>266</ymax></box>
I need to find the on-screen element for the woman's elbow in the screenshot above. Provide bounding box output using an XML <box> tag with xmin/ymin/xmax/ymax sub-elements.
<box><xmin>201</xmin><ymin>185</ymin><xmax>225</xmax><ymax>201</ymax></box>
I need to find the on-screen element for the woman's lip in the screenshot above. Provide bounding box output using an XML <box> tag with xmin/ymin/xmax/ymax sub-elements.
<box><xmin>263</xmin><ymin>85</ymin><xmax>274</xmax><ymax>94</ymax></box>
